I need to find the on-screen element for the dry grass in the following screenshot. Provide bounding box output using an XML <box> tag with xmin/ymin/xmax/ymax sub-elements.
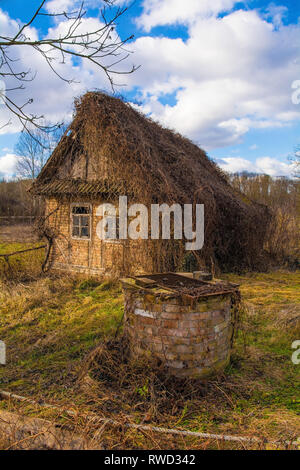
<box><xmin>0</xmin><ymin>261</ymin><xmax>299</xmax><ymax>449</ymax></box>
<box><xmin>0</xmin><ymin>224</ymin><xmax>38</xmax><ymax>243</ymax></box>
<box><xmin>0</xmin><ymin>407</ymin><xmax>102</xmax><ymax>450</ymax></box>
<box><xmin>0</xmin><ymin>225</ymin><xmax>45</xmax><ymax>281</ymax></box>
<box><xmin>0</xmin><ymin>241</ymin><xmax>45</xmax><ymax>281</ymax></box>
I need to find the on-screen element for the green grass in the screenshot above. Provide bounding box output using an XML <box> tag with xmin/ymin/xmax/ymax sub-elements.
<box><xmin>223</xmin><ymin>271</ymin><xmax>300</xmax><ymax>415</ymax></box>
<box><xmin>0</xmin><ymin>243</ymin><xmax>299</xmax><ymax>448</ymax></box>
<box><xmin>0</xmin><ymin>276</ymin><xmax>123</xmax><ymax>395</ymax></box>
<box><xmin>0</xmin><ymin>242</ymin><xmax>45</xmax><ymax>280</ymax></box>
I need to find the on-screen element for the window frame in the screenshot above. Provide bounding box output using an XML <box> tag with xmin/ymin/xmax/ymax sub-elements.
<box><xmin>70</xmin><ymin>203</ymin><xmax>92</xmax><ymax>241</ymax></box>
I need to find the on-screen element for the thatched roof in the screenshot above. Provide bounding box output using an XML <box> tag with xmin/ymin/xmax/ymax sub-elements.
<box><xmin>31</xmin><ymin>178</ymin><xmax>124</xmax><ymax>198</ymax></box>
<box><xmin>31</xmin><ymin>92</ymin><xmax>270</xmax><ymax>271</ymax></box>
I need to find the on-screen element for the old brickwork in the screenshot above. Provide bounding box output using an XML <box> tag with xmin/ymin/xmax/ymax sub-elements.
<box><xmin>45</xmin><ymin>198</ymin><xmax>154</xmax><ymax>276</ymax></box>
<box><xmin>123</xmin><ymin>286</ymin><xmax>234</xmax><ymax>379</ymax></box>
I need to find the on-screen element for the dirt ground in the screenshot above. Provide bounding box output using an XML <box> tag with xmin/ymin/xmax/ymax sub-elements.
<box><xmin>0</xmin><ymin>224</ymin><xmax>38</xmax><ymax>243</ymax></box>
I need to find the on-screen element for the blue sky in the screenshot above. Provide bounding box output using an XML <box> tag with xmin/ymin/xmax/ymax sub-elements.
<box><xmin>0</xmin><ymin>0</ymin><xmax>299</xmax><ymax>178</ymax></box>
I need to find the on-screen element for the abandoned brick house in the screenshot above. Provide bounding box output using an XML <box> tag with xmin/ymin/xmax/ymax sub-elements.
<box><xmin>30</xmin><ymin>92</ymin><xmax>269</xmax><ymax>276</ymax></box>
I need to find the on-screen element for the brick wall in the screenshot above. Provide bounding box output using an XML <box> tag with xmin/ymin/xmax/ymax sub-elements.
<box><xmin>123</xmin><ymin>288</ymin><xmax>234</xmax><ymax>379</ymax></box>
<box><xmin>45</xmin><ymin>197</ymin><xmax>154</xmax><ymax>276</ymax></box>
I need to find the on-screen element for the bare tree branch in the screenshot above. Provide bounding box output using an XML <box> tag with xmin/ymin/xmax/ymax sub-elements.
<box><xmin>0</xmin><ymin>0</ymin><xmax>137</xmax><ymax>135</ymax></box>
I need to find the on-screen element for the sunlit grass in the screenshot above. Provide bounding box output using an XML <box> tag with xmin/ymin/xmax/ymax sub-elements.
<box><xmin>0</xmin><ymin>246</ymin><xmax>299</xmax><ymax>448</ymax></box>
<box><xmin>0</xmin><ymin>242</ymin><xmax>45</xmax><ymax>280</ymax></box>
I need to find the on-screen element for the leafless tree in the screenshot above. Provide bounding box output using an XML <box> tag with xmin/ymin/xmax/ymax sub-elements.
<box><xmin>0</xmin><ymin>0</ymin><xmax>137</xmax><ymax>136</ymax></box>
<box><xmin>230</xmin><ymin>173</ymin><xmax>299</xmax><ymax>265</ymax></box>
<box><xmin>15</xmin><ymin>125</ymin><xmax>67</xmax><ymax>179</ymax></box>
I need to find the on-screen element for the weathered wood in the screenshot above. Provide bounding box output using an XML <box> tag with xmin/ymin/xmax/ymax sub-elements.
<box><xmin>135</xmin><ymin>277</ymin><xmax>157</xmax><ymax>288</ymax></box>
<box><xmin>42</xmin><ymin>239</ymin><xmax>53</xmax><ymax>272</ymax></box>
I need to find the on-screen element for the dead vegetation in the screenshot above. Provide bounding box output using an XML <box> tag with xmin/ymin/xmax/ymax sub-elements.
<box><xmin>230</xmin><ymin>174</ymin><xmax>299</xmax><ymax>269</ymax></box>
<box><xmin>0</xmin><ymin>179</ymin><xmax>42</xmax><ymax>219</ymax></box>
<box><xmin>0</xmin><ymin>241</ymin><xmax>46</xmax><ymax>281</ymax></box>
<box><xmin>0</xmin><ymin>268</ymin><xmax>299</xmax><ymax>449</ymax></box>
<box><xmin>0</xmin><ymin>174</ymin><xmax>299</xmax><ymax>449</ymax></box>
<box><xmin>0</xmin><ymin>408</ymin><xmax>101</xmax><ymax>450</ymax></box>
<box><xmin>30</xmin><ymin>92</ymin><xmax>271</xmax><ymax>273</ymax></box>
<box><xmin>0</xmin><ymin>224</ymin><xmax>38</xmax><ymax>243</ymax></box>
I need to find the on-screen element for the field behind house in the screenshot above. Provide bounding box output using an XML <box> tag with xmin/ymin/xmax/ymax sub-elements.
<box><xmin>0</xmin><ymin>237</ymin><xmax>299</xmax><ymax>449</ymax></box>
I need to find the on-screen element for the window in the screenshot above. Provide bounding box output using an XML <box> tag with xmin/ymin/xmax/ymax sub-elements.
<box><xmin>71</xmin><ymin>204</ymin><xmax>91</xmax><ymax>239</ymax></box>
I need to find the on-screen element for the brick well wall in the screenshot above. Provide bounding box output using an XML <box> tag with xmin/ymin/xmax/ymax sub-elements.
<box><xmin>123</xmin><ymin>289</ymin><xmax>234</xmax><ymax>379</ymax></box>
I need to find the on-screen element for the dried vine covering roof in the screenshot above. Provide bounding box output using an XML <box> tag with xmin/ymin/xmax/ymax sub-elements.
<box><xmin>31</xmin><ymin>91</ymin><xmax>271</xmax><ymax>270</ymax></box>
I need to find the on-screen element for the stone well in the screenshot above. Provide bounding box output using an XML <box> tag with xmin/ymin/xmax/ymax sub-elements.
<box><xmin>121</xmin><ymin>273</ymin><xmax>240</xmax><ymax>379</ymax></box>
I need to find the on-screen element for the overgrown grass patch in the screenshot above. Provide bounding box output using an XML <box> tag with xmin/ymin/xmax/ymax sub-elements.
<box><xmin>0</xmin><ymin>242</ymin><xmax>45</xmax><ymax>281</ymax></box>
<box><xmin>0</xmin><ymin>268</ymin><xmax>299</xmax><ymax>448</ymax></box>
<box><xmin>0</xmin><ymin>275</ymin><xmax>124</xmax><ymax>394</ymax></box>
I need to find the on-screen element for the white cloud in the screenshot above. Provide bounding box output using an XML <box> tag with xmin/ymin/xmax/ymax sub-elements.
<box><xmin>137</xmin><ymin>0</ymin><xmax>238</xmax><ymax>31</ymax></box>
<box><xmin>255</xmin><ymin>156</ymin><xmax>293</xmax><ymax>177</ymax></box>
<box><xmin>218</xmin><ymin>156</ymin><xmax>293</xmax><ymax>177</ymax></box>
<box><xmin>127</xmin><ymin>8</ymin><xmax>300</xmax><ymax>149</ymax></box>
<box><xmin>217</xmin><ymin>157</ymin><xmax>256</xmax><ymax>174</ymax></box>
<box><xmin>1</xmin><ymin>3</ymin><xmax>299</xmax><ymax>160</ymax></box>
<box><xmin>45</xmin><ymin>0</ymin><xmax>108</xmax><ymax>15</ymax></box>
<box><xmin>45</xmin><ymin>0</ymin><xmax>74</xmax><ymax>14</ymax></box>
<box><xmin>0</xmin><ymin>153</ymin><xmax>18</xmax><ymax>180</ymax></box>
<box><xmin>265</xmin><ymin>3</ymin><xmax>288</xmax><ymax>28</ymax></box>
<box><xmin>0</xmin><ymin>9</ymin><xmax>115</xmax><ymax>134</ymax></box>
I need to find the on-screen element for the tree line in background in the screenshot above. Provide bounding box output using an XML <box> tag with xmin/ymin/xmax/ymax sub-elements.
<box><xmin>0</xmin><ymin>179</ymin><xmax>41</xmax><ymax>218</ymax></box>
<box><xmin>229</xmin><ymin>173</ymin><xmax>299</xmax><ymax>267</ymax></box>
<box><xmin>0</xmin><ymin>124</ymin><xmax>67</xmax><ymax>220</ymax></box>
